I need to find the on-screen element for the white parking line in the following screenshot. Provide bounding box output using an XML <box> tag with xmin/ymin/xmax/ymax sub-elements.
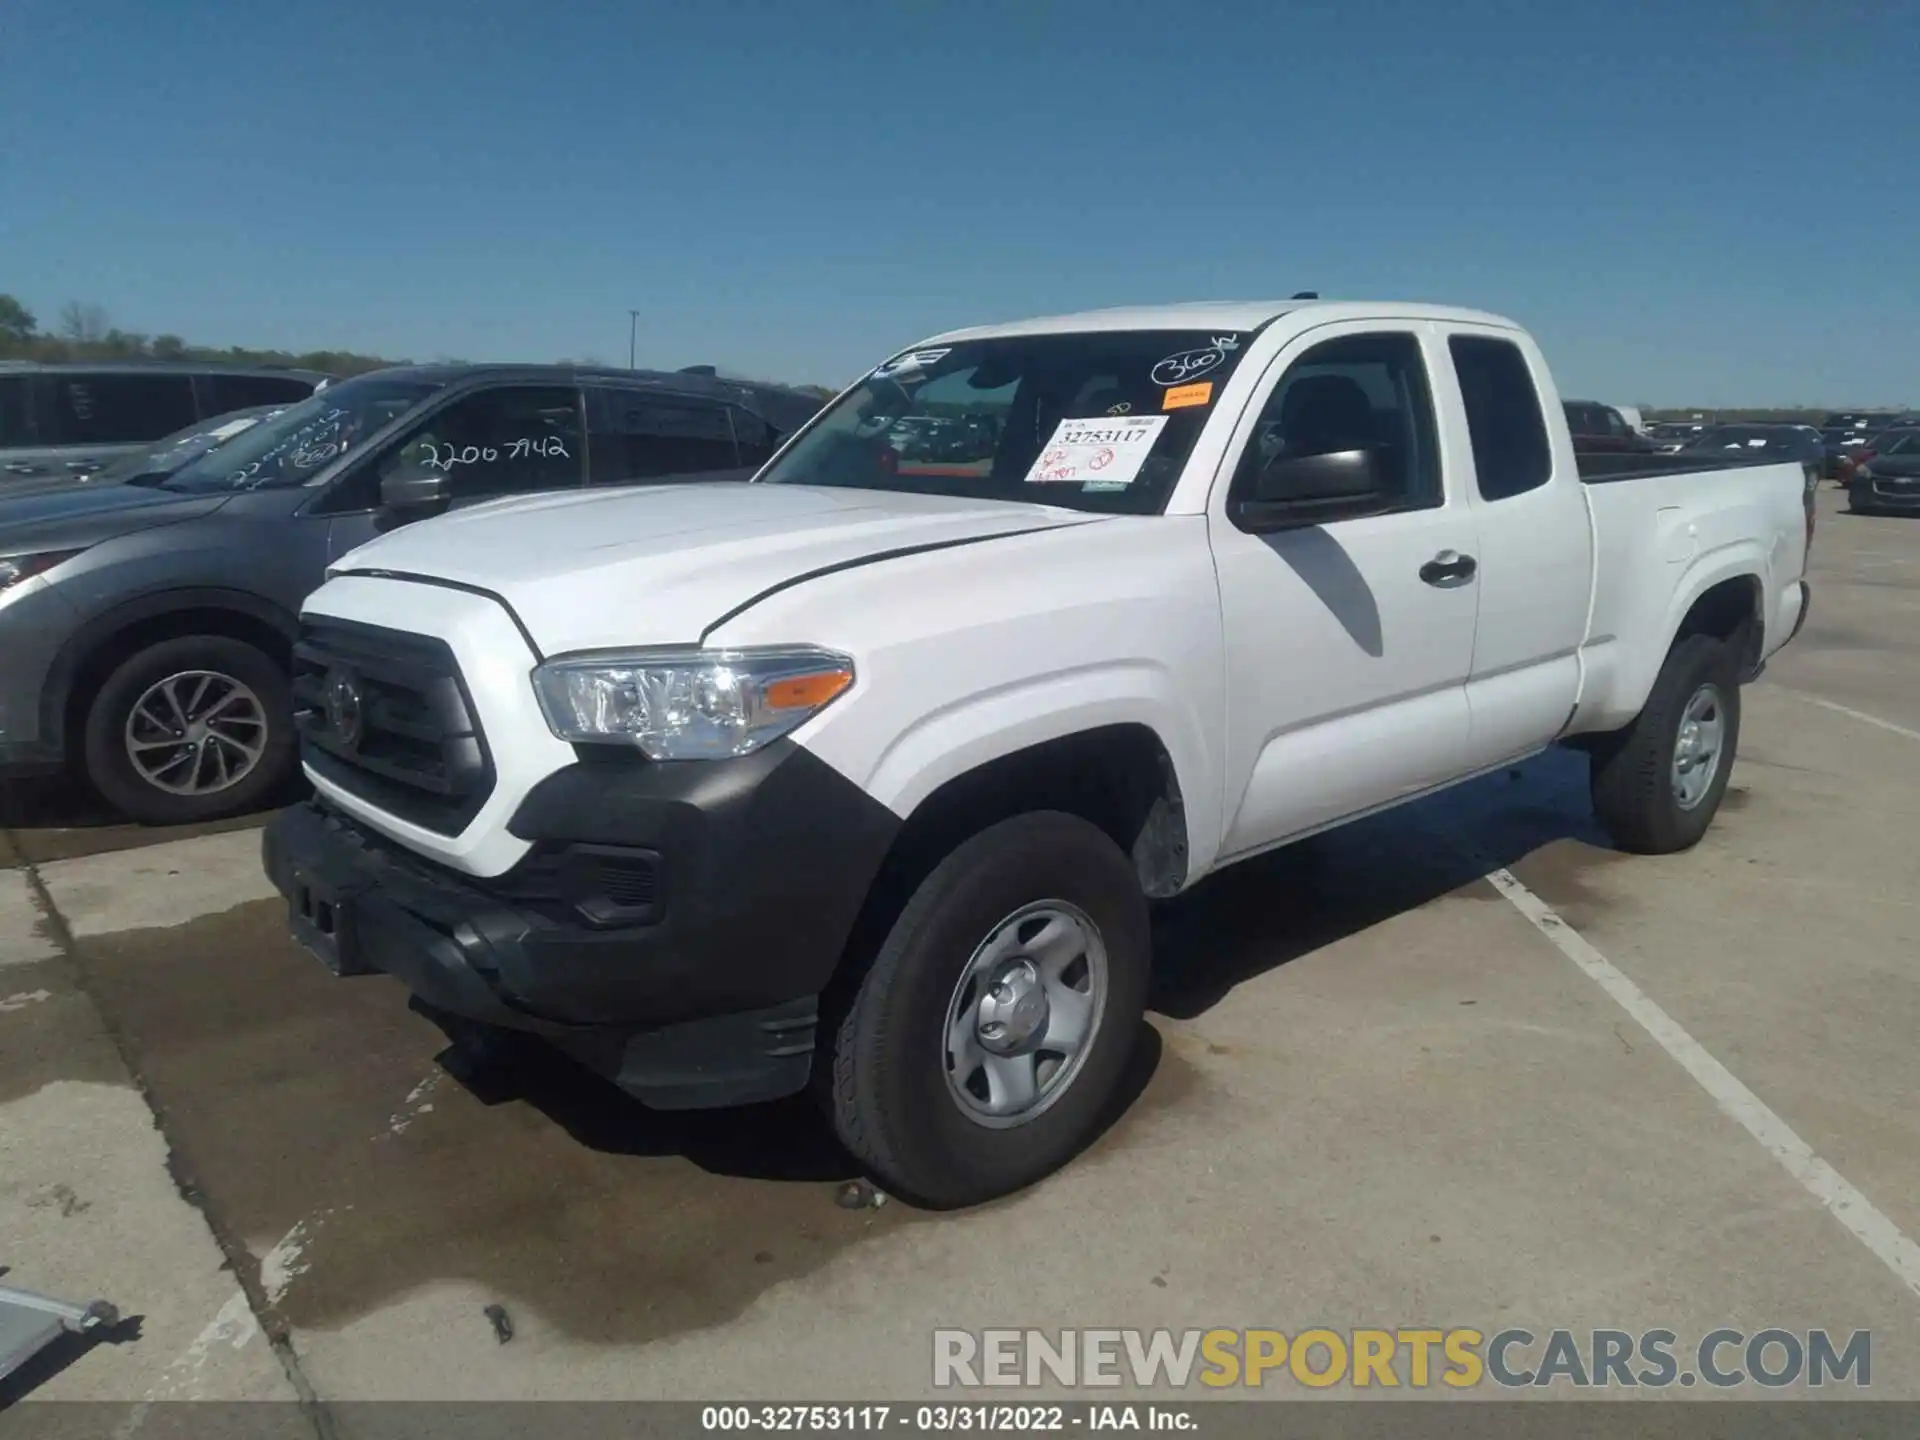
<box><xmin>1776</xmin><ymin>686</ymin><xmax>1920</xmax><ymax>742</ymax></box>
<box><xmin>1484</xmin><ymin>866</ymin><xmax>1920</xmax><ymax>1304</ymax></box>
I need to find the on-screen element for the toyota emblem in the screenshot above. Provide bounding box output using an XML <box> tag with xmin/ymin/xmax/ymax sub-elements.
<box><xmin>323</xmin><ymin>666</ymin><xmax>365</xmax><ymax>749</ymax></box>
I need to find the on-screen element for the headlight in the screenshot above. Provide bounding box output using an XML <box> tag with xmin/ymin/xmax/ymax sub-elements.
<box><xmin>0</xmin><ymin>549</ymin><xmax>86</xmax><ymax>593</ymax></box>
<box><xmin>532</xmin><ymin>645</ymin><xmax>855</xmax><ymax>759</ymax></box>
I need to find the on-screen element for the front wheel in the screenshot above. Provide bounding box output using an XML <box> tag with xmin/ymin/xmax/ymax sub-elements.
<box><xmin>1589</xmin><ymin>633</ymin><xmax>1741</xmax><ymax>854</ymax></box>
<box><xmin>81</xmin><ymin>635</ymin><xmax>297</xmax><ymax>826</ymax></box>
<box><xmin>825</xmin><ymin>811</ymin><xmax>1150</xmax><ymax>1209</ymax></box>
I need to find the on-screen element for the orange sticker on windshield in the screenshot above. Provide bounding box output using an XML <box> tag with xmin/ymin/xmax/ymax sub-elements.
<box><xmin>1162</xmin><ymin>382</ymin><xmax>1213</xmax><ymax>410</ymax></box>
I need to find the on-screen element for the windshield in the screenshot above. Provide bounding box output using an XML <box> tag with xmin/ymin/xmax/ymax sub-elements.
<box><xmin>112</xmin><ymin>407</ymin><xmax>280</xmax><ymax>486</ymax></box>
<box><xmin>755</xmin><ymin>329</ymin><xmax>1258</xmax><ymax>515</ymax></box>
<box><xmin>1883</xmin><ymin>432</ymin><xmax>1920</xmax><ymax>456</ymax></box>
<box><xmin>158</xmin><ymin>375</ymin><xmax>444</xmax><ymax>493</ymax></box>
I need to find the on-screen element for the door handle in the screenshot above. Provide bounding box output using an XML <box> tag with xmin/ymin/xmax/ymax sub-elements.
<box><xmin>1419</xmin><ymin>550</ymin><xmax>1477</xmax><ymax>587</ymax></box>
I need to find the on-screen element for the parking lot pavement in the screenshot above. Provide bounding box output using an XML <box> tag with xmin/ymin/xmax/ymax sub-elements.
<box><xmin>0</xmin><ymin>866</ymin><xmax>297</xmax><ymax>1409</ymax></box>
<box><xmin>1</xmin><ymin>487</ymin><xmax>1915</xmax><ymax>1405</ymax></box>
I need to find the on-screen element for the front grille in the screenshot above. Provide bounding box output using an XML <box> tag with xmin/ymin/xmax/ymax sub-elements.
<box><xmin>293</xmin><ymin>618</ymin><xmax>495</xmax><ymax>835</ymax></box>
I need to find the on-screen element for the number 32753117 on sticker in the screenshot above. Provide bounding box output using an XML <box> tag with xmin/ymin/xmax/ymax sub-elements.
<box><xmin>1023</xmin><ymin>415</ymin><xmax>1167</xmax><ymax>486</ymax></box>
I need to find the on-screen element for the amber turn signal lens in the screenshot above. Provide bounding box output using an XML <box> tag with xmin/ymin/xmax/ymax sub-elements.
<box><xmin>765</xmin><ymin>669</ymin><xmax>853</xmax><ymax>710</ymax></box>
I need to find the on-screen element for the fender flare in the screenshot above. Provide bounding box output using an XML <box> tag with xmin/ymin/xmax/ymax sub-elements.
<box><xmin>1656</xmin><ymin>545</ymin><xmax>1768</xmax><ymax>663</ymax></box>
<box><xmin>851</xmin><ymin>662</ymin><xmax>1219</xmax><ymax>879</ymax></box>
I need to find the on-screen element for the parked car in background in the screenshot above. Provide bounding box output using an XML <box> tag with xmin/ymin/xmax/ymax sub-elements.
<box><xmin>1564</xmin><ymin>400</ymin><xmax>1656</xmax><ymax>454</ymax></box>
<box><xmin>0</xmin><ymin>363</ymin><xmax>330</xmax><ymax>485</ymax></box>
<box><xmin>262</xmin><ymin>299</ymin><xmax>1810</xmax><ymax>1208</ymax></box>
<box><xmin>0</xmin><ymin>364</ymin><xmax>823</xmax><ymax>825</ymax></box>
<box><xmin>1682</xmin><ymin>424</ymin><xmax>1824</xmax><ymax>492</ymax></box>
<box><xmin>1827</xmin><ymin>415</ymin><xmax>1920</xmax><ymax>482</ymax></box>
<box><xmin>1648</xmin><ymin>421</ymin><xmax>1710</xmax><ymax>452</ymax></box>
<box><xmin>0</xmin><ymin>406</ymin><xmax>285</xmax><ymax>500</ymax></box>
<box><xmin>1847</xmin><ymin>428</ymin><xmax>1920</xmax><ymax>514</ymax></box>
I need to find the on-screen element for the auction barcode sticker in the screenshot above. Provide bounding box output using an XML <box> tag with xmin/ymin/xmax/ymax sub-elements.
<box><xmin>1024</xmin><ymin>415</ymin><xmax>1168</xmax><ymax>486</ymax></box>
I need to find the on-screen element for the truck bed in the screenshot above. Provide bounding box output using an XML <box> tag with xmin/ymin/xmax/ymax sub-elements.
<box><xmin>1570</xmin><ymin>452</ymin><xmax>1810</xmax><ymax>736</ymax></box>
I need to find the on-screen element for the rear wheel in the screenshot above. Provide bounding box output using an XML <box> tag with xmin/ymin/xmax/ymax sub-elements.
<box><xmin>81</xmin><ymin>635</ymin><xmax>296</xmax><ymax>826</ymax></box>
<box><xmin>1589</xmin><ymin>633</ymin><xmax>1741</xmax><ymax>854</ymax></box>
<box><xmin>825</xmin><ymin>811</ymin><xmax>1150</xmax><ymax>1209</ymax></box>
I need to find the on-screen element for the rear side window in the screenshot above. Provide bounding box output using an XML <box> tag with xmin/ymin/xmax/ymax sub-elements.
<box><xmin>1451</xmin><ymin>337</ymin><xmax>1552</xmax><ymax>501</ymax></box>
<box><xmin>49</xmin><ymin>373</ymin><xmax>197</xmax><ymax>446</ymax></box>
<box><xmin>0</xmin><ymin>376</ymin><xmax>31</xmax><ymax>447</ymax></box>
<box><xmin>202</xmin><ymin>373</ymin><xmax>319</xmax><ymax>413</ymax></box>
<box><xmin>586</xmin><ymin>389</ymin><xmax>741</xmax><ymax>483</ymax></box>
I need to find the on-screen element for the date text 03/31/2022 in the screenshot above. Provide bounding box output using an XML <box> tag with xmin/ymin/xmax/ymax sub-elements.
<box><xmin>701</xmin><ymin>1405</ymin><xmax>1194</xmax><ymax>1432</ymax></box>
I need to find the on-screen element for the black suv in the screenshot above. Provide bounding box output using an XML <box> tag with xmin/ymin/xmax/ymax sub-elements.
<box><xmin>0</xmin><ymin>362</ymin><xmax>332</xmax><ymax>484</ymax></box>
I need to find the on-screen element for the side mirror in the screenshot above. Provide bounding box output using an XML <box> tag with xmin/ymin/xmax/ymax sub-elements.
<box><xmin>1230</xmin><ymin>448</ymin><xmax>1391</xmax><ymax>533</ymax></box>
<box><xmin>379</xmin><ymin>465</ymin><xmax>449</xmax><ymax>516</ymax></box>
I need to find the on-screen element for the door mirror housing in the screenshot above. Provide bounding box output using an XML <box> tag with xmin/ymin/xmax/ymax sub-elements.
<box><xmin>1230</xmin><ymin>447</ymin><xmax>1393</xmax><ymax>532</ymax></box>
<box><xmin>378</xmin><ymin>465</ymin><xmax>449</xmax><ymax>516</ymax></box>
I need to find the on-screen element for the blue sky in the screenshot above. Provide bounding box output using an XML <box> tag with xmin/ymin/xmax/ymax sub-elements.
<box><xmin>2</xmin><ymin>0</ymin><xmax>1911</xmax><ymax>405</ymax></box>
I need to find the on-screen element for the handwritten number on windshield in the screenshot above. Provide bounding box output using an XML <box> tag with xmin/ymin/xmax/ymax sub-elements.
<box><xmin>226</xmin><ymin>408</ymin><xmax>351</xmax><ymax>486</ymax></box>
<box><xmin>1149</xmin><ymin>336</ymin><xmax>1241</xmax><ymax>388</ymax></box>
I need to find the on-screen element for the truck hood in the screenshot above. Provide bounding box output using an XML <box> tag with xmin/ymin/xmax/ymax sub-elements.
<box><xmin>0</xmin><ymin>483</ymin><xmax>229</xmax><ymax>553</ymax></box>
<box><xmin>330</xmin><ymin>482</ymin><xmax>1102</xmax><ymax>655</ymax></box>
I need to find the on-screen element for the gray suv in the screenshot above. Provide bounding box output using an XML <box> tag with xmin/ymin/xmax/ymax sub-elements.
<box><xmin>1</xmin><ymin>362</ymin><xmax>330</xmax><ymax>483</ymax></box>
<box><xmin>0</xmin><ymin>363</ymin><xmax>824</xmax><ymax>824</ymax></box>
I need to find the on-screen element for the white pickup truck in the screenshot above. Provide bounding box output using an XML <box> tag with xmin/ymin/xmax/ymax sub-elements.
<box><xmin>263</xmin><ymin>300</ymin><xmax>1812</xmax><ymax>1208</ymax></box>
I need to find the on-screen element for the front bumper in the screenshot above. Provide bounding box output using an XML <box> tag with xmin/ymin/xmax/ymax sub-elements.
<box><xmin>261</xmin><ymin>740</ymin><xmax>900</xmax><ymax>1109</ymax></box>
<box><xmin>0</xmin><ymin>581</ymin><xmax>80</xmax><ymax>777</ymax></box>
<box><xmin>1854</xmin><ymin>477</ymin><xmax>1920</xmax><ymax>510</ymax></box>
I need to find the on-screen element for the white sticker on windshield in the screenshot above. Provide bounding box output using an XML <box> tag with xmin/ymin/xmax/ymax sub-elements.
<box><xmin>1024</xmin><ymin>415</ymin><xmax>1168</xmax><ymax>486</ymax></box>
<box><xmin>873</xmin><ymin>348</ymin><xmax>951</xmax><ymax>380</ymax></box>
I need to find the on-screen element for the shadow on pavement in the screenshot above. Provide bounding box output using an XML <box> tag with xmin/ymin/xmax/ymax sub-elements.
<box><xmin>1150</xmin><ymin>744</ymin><xmax>1618</xmax><ymax>1019</ymax></box>
<box><xmin>0</xmin><ymin>775</ymin><xmax>291</xmax><ymax>865</ymax></box>
<box><xmin>418</xmin><ymin>1002</ymin><xmax>1167</xmax><ymax>1193</ymax></box>
<box><xmin>0</xmin><ymin>1312</ymin><xmax>143</xmax><ymax>1409</ymax></box>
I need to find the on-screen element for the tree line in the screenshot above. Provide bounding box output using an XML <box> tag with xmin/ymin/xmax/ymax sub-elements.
<box><xmin>0</xmin><ymin>293</ymin><xmax>405</xmax><ymax>377</ymax></box>
<box><xmin>1</xmin><ymin>293</ymin><xmax>839</xmax><ymax>397</ymax></box>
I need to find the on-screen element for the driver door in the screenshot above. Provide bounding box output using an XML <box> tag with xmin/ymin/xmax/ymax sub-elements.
<box><xmin>1208</xmin><ymin>323</ymin><xmax>1481</xmax><ymax>861</ymax></box>
<box><xmin>323</xmin><ymin>384</ymin><xmax>586</xmax><ymax>559</ymax></box>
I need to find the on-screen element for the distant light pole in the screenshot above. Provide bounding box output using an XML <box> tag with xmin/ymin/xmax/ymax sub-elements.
<box><xmin>628</xmin><ymin>310</ymin><xmax>641</xmax><ymax>371</ymax></box>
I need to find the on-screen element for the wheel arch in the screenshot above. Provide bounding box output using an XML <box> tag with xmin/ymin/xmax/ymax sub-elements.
<box><xmin>823</xmin><ymin>720</ymin><xmax>1192</xmax><ymax>1017</ymax></box>
<box><xmin>44</xmin><ymin>587</ymin><xmax>299</xmax><ymax>754</ymax></box>
<box><xmin>1665</xmin><ymin>567</ymin><xmax>1765</xmax><ymax>681</ymax></box>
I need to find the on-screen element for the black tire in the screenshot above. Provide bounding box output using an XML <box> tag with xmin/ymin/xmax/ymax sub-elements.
<box><xmin>1589</xmin><ymin>633</ymin><xmax>1741</xmax><ymax>855</ymax></box>
<box><xmin>81</xmin><ymin>635</ymin><xmax>296</xmax><ymax>826</ymax></box>
<box><xmin>825</xmin><ymin>811</ymin><xmax>1150</xmax><ymax>1209</ymax></box>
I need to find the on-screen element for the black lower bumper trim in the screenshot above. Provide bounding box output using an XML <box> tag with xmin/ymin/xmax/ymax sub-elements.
<box><xmin>260</xmin><ymin>740</ymin><xmax>900</xmax><ymax>1110</ymax></box>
